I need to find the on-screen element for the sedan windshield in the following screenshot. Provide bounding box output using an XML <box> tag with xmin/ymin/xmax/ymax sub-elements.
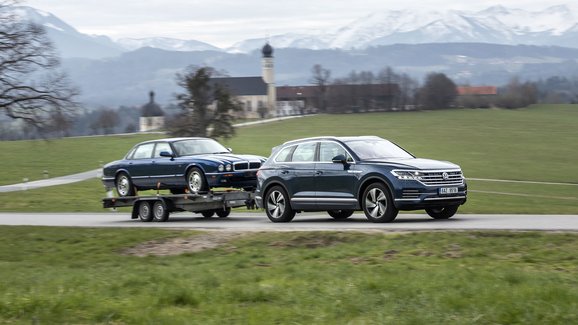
<box><xmin>345</xmin><ymin>139</ymin><xmax>414</xmax><ymax>160</ymax></box>
<box><xmin>172</xmin><ymin>139</ymin><xmax>229</xmax><ymax>156</ymax></box>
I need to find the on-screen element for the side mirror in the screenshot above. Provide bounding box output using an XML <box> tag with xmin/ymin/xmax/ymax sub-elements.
<box><xmin>227</xmin><ymin>147</ymin><xmax>233</xmax><ymax>153</ymax></box>
<box><xmin>332</xmin><ymin>154</ymin><xmax>347</xmax><ymax>164</ymax></box>
<box><xmin>160</xmin><ymin>151</ymin><xmax>174</xmax><ymax>158</ymax></box>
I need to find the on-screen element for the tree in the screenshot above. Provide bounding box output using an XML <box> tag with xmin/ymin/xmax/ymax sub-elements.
<box><xmin>309</xmin><ymin>64</ymin><xmax>331</xmax><ymax>112</ymax></box>
<box><xmin>0</xmin><ymin>0</ymin><xmax>78</xmax><ymax>126</ymax></box>
<box><xmin>170</xmin><ymin>66</ymin><xmax>240</xmax><ymax>139</ymax></box>
<box><xmin>418</xmin><ymin>73</ymin><xmax>458</xmax><ymax>109</ymax></box>
<box><xmin>496</xmin><ymin>77</ymin><xmax>538</xmax><ymax>109</ymax></box>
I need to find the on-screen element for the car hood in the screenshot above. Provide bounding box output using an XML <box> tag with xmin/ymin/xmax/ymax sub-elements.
<box><xmin>361</xmin><ymin>158</ymin><xmax>460</xmax><ymax>170</ymax></box>
<box><xmin>177</xmin><ymin>153</ymin><xmax>265</xmax><ymax>165</ymax></box>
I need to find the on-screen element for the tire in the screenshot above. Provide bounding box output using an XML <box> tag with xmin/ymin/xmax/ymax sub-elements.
<box><xmin>362</xmin><ymin>183</ymin><xmax>398</xmax><ymax>223</ymax></box>
<box><xmin>138</xmin><ymin>201</ymin><xmax>153</xmax><ymax>222</ymax></box>
<box><xmin>115</xmin><ymin>172</ymin><xmax>135</xmax><ymax>197</ymax></box>
<box><xmin>216</xmin><ymin>208</ymin><xmax>231</xmax><ymax>218</ymax></box>
<box><xmin>264</xmin><ymin>186</ymin><xmax>295</xmax><ymax>223</ymax></box>
<box><xmin>152</xmin><ymin>200</ymin><xmax>169</xmax><ymax>222</ymax></box>
<box><xmin>187</xmin><ymin>168</ymin><xmax>207</xmax><ymax>194</ymax></box>
<box><xmin>201</xmin><ymin>210</ymin><xmax>215</xmax><ymax>218</ymax></box>
<box><xmin>426</xmin><ymin>206</ymin><xmax>459</xmax><ymax>219</ymax></box>
<box><xmin>327</xmin><ymin>210</ymin><xmax>354</xmax><ymax>220</ymax></box>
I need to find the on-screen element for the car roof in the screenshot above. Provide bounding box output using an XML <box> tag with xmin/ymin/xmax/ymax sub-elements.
<box><xmin>137</xmin><ymin>137</ymin><xmax>213</xmax><ymax>145</ymax></box>
<box><xmin>280</xmin><ymin>136</ymin><xmax>382</xmax><ymax>146</ymax></box>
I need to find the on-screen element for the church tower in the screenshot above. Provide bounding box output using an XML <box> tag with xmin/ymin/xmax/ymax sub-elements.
<box><xmin>261</xmin><ymin>42</ymin><xmax>276</xmax><ymax>117</ymax></box>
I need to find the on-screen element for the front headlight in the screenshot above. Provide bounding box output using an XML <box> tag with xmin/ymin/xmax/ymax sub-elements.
<box><xmin>391</xmin><ymin>170</ymin><xmax>423</xmax><ymax>181</ymax></box>
<box><xmin>225</xmin><ymin>164</ymin><xmax>232</xmax><ymax>171</ymax></box>
<box><xmin>218</xmin><ymin>164</ymin><xmax>224</xmax><ymax>172</ymax></box>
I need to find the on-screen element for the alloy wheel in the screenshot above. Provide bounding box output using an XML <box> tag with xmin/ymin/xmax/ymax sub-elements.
<box><xmin>365</xmin><ymin>188</ymin><xmax>387</xmax><ymax>218</ymax></box>
<box><xmin>267</xmin><ymin>190</ymin><xmax>286</xmax><ymax>219</ymax></box>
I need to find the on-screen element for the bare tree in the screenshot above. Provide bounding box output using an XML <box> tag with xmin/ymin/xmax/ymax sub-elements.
<box><xmin>0</xmin><ymin>0</ymin><xmax>78</xmax><ymax>126</ymax></box>
<box><xmin>309</xmin><ymin>64</ymin><xmax>331</xmax><ymax>112</ymax></box>
<box><xmin>418</xmin><ymin>72</ymin><xmax>458</xmax><ymax>109</ymax></box>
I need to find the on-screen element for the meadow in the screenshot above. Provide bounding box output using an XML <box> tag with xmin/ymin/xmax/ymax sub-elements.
<box><xmin>0</xmin><ymin>104</ymin><xmax>577</xmax><ymax>213</ymax></box>
<box><xmin>0</xmin><ymin>227</ymin><xmax>576</xmax><ymax>324</ymax></box>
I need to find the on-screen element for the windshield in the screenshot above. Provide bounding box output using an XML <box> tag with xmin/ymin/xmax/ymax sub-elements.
<box><xmin>172</xmin><ymin>139</ymin><xmax>229</xmax><ymax>156</ymax></box>
<box><xmin>345</xmin><ymin>139</ymin><xmax>414</xmax><ymax>160</ymax></box>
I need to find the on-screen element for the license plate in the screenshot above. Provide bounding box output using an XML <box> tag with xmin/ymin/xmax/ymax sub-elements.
<box><xmin>439</xmin><ymin>187</ymin><xmax>458</xmax><ymax>195</ymax></box>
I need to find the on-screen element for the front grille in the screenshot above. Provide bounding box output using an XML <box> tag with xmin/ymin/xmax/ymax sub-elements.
<box><xmin>419</xmin><ymin>170</ymin><xmax>463</xmax><ymax>186</ymax></box>
<box><xmin>402</xmin><ymin>189</ymin><xmax>421</xmax><ymax>199</ymax></box>
<box><xmin>234</xmin><ymin>161</ymin><xmax>261</xmax><ymax>171</ymax></box>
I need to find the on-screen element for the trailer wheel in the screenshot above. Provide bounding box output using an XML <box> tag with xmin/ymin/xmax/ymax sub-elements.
<box><xmin>138</xmin><ymin>201</ymin><xmax>153</xmax><ymax>222</ymax></box>
<box><xmin>152</xmin><ymin>200</ymin><xmax>169</xmax><ymax>222</ymax></box>
<box><xmin>201</xmin><ymin>210</ymin><xmax>215</xmax><ymax>218</ymax></box>
<box><xmin>216</xmin><ymin>208</ymin><xmax>231</xmax><ymax>218</ymax></box>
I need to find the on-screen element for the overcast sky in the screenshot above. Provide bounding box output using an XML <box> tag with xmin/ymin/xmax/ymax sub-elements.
<box><xmin>25</xmin><ymin>0</ymin><xmax>573</xmax><ymax>47</ymax></box>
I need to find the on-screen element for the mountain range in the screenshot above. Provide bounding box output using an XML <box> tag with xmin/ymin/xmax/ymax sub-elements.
<box><xmin>13</xmin><ymin>4</ymin><xmax>578</xmax><ymax>56</ymax></box>
<box><xmin>8</xmin><ymin>5</ymin><xmax>578</xmax><ymax>108</ymax></box>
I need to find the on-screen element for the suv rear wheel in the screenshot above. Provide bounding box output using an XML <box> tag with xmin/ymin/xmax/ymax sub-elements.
<box><xmin>264</xmin><ymin>186</ymin><xmax>295</xmax><ymax>222</ymax></box>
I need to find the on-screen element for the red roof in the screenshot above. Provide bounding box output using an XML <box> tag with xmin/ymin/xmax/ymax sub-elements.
<box><xmin>457</xmin><ymin>86</ymin><xmax>497</xmax><ymax>96</ymax></box>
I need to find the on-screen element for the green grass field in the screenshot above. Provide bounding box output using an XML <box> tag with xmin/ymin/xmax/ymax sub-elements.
<box><xmin>0</xmin><ymin>104</ymin><xmax>577</xmax><ymax>213</ymax></box>
<box><xmin>0</xmin><ymin>227</ymin><xmax>576</xmax><ymax>324</ymax></box>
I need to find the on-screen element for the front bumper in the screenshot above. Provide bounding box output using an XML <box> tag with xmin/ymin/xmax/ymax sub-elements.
<box><xmin>206</xmin><ymin>171</ymin><xmax>258</xmax><ymax>189</ymax></box>
<box><xmin>392</xmin><ymin>183</ymin><xmax>467</xmax><ymax>210</ymax></box>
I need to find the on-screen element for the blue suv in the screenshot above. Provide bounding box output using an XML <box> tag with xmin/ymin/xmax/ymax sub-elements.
<box><xmin>255</xmin><ymin>136</ymin><xmax>467</xmax><ymax>223</ymax></box>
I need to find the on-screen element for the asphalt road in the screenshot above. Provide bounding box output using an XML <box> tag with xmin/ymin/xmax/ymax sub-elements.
<box><xmin>0</xmin><ymin>212</ymin><xmax>577</xmax><ymax>232</ymax></box>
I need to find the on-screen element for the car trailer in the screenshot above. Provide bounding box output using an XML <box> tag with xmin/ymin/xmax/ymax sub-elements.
<box><xmin>102</xmin><ymin>191</ymin><xmax>256</xmax><ymax>222</ymax></box>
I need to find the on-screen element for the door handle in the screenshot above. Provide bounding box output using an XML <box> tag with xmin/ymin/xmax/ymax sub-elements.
<box><xmin>315</xmin><ymin>170</ymin><xmax>323</xmax><ymax>175</ymax></box>
<box><xmin>281</xmin><ymin>170</ymin><xmax>290</xmax><ymax>175</ymax></box>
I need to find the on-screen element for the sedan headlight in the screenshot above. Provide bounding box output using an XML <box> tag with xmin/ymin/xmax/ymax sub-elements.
<box><xmin>391</xmin><ymin>170</ymin><xmax>423</xmax><ymax>181</ymax></box>
<box><xmin>218</xmin><ymin>164</ymin><xmax>224</xmax><ymax>172</ymax></box>
<box><xmin>225</xmin><ymin>164</ymin><xmax>232</xmax><ymax>171</ymax></box>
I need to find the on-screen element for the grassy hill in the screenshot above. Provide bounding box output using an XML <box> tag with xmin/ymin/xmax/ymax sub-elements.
<box><xmin>0</xmin><ymin>104</ymin><xmax>577</xmax><ymax>213</ymax></box>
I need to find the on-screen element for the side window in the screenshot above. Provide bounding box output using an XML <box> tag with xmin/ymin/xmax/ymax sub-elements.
<box><xmin>153</xmin><ymin>142</ymin><xmax>173</xmax><ymax>158</ymax></box>
<box><xmin>275</xmin><ymin>145</ymin><xmax>295</xmax><ymax>162</ymax></box>
<box><xmin>319</xmin><ymin>142</ymin><xmax>350</xmax><ymax>162</ymax></box>
<box><xmin>132</xmin><ymin>143</ymin><xmax>155</xmax><ymax>159</ymax></box>
<box><xmin>291</xmin><ymin>142</ymin><xmax>317</xmax><ymax>162</ymax></box>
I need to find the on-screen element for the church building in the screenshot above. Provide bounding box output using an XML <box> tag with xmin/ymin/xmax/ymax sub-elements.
<box><xmin>210</xmin><ymin>43</ymin><xmax>276</xmax><ymax>118</ymax></box>
<box><xmin>139</xmin><ymin>91</ymin><xmax>165</xmax><ymax>132</ymax></box>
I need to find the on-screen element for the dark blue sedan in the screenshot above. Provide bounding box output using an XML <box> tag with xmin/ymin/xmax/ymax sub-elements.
<box><xmin>102</xmin><ymin>137</ymin><xmax>266</xmax><ymax>196</ymax></box>
<box><xmin>255</xmin><ymin>136</ymin><xmax>467</xmax><ymax>223</ymax></box>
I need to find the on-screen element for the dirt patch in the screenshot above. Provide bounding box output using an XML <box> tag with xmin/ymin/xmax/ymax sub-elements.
<box><xmin>122</xmin><ymin>232</ymin><xmax>242</xmax><ymax>257</ymax></box>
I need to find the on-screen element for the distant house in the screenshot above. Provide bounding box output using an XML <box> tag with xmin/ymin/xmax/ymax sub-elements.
<box><xmin>277</xmin><ymin>83</ymin><xmax>400</xmax><ymax>114</ymax></box>
<box><xmin>139</xmin><ymin>91</ymin><xmax>165</xmax><ymax>132</ymax></box>
<box><xmin>457</xmin><ymin>86</ymin><xmax>497</xmax><ymax>96</ymax></box>
<box><xmin>210</xmin><ymin>77</ymin><xmax>269</xmax><ymax>118</ymax></box>
<box><xmin>457</xmin><ymin>86</ymin><xmax>498</xmax><ymax>108</ymax></box>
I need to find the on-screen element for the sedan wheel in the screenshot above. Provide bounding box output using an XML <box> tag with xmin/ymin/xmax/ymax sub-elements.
<box><xmin>362</xmin><ymin>183</ymin><xmax>398</xmax><ymax>223</ymax></box>
<box><xmin>265</xmin><ymin>186</ymin><xmax>295</xmax><ymax>223</ymax></box>
<box><xmin>116</xmin><ymin>173</ymin><xmax>135</xmax><ymax>197</ymax></box>
<box><xmin>187</xmin><ymin>168</ymin><xmax>207</xmax><ymax>194</ymax></box>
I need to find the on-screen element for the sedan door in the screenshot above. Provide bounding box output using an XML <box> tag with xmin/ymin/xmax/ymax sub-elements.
<box><xmin>315</xmin><ymin>141</ymin><xmax>359</xmax><ymax>210</ymax></box>
<box><xmin>150</xmin><ymin>142</ymin><xmax>183</xmax><ymax>187</ymax></box>
<box><xmin>127</xmin><ymin>143</ymin><xmax>156</xmax><ymax>188</ymax></box>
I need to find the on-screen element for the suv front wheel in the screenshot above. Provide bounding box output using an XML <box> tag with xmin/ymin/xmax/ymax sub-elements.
<box><xmin>426</xmin><ymin>206</ymin><xmax>459</xmax><ymax>219</ymax></box>
<box><xmin>362</xmin><ymin>183</ymin><xmax>398</xmax><ymax>223</ymax></box>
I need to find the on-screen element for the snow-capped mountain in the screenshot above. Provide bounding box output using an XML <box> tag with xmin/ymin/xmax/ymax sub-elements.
<box><xmin>229</xmin><ymin>4</ymin><xmax>578</xmax><ymax>52</ymax></box>
<box><xmin>11</xmin><ymin>6</ymin><xmax>124</xmax><ymax>59</ymax></box>
<box><xmin>117</xmin><ymin>37</ymin><xmax>221</xmax><ymax>52</ymax></box>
